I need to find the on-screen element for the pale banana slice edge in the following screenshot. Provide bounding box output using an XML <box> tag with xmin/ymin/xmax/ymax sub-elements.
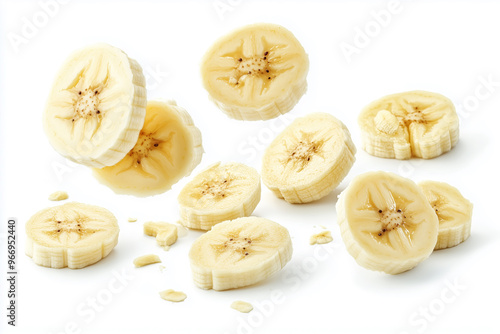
<box><xmin>418</xmin><ymin>181</ymin><xmax>473</xmax><ymax>250</ymax></box>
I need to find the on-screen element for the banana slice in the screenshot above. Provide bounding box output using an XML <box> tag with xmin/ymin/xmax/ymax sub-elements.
<box><xmin>201</xmin><ymin>23</ymin><xmax>309</xmax><ymax>120</ymax></box>
<box><xmin>25</xmin><ymin>202</ymin><xmax>119</xmax><ymax>269</ymax></box>
<box><xmin>178</xmin><ymin>162</ymin><xmax>261</xmax><ymax>230</ymax></box>
<box><xmin>44</xmin><ymin>43</ymin><xmax>147</xmax><ymax>168</ymax></box>
<box><xmin>92</xmin><ymin>100</ymin><xmax>203</xmax><ymax>196</ymax></box>
<box><xmin>189</xmin><ymin>217</ymin><xmax>292</xmax><ymax>290</ymax></box>
<box><xmin>358</xmin><ymin>90</ymin><xmax>459</xmax><ymax>159</ymax></box>
<box><xmin>336</xmin><ymin>171</ymin><xmax>438</xmax><ymax>274</ymax></box>
<box><xmin>418</xmin><ymin>181</ymin><xmax>473</xmax><ymax>250</ymax></box>
<box><xmin>262</xmin><ymin>112</ymin><xmax>356</xmax><ymax>204</ymax></box>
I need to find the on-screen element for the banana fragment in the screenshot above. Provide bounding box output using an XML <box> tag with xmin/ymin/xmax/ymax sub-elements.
<box><xmin>48</xmin><ymin>191</ymin><xmax>68</xmax><ymax>201</ymax></box>
<box><xmin>231</xmin><ymin>301</ymin><xmax>253</xmax><ymax>313</ymax></box>
<box><xmin>25</xmin><ymin>202</ymin><xmax>119</xmax><ymax>269</ymax></box>
<box><xmin>44</xmin><ymin>43</ymin><xmax>147</xmax><ymax>168</ymax></box>
<box><xmin>201</xmin><ymin>23</ymin><xmax>309</xmax><ymax>120</ymax></box>
<box><xmin>159</xmin><ymin>290</ymin><xmax>187</xmax><ymax>302</ymax></box>
<box><xmin>143</xmin><ymin>222</ymin><xmax>178</xmax><ymax>246</ymax></box>
<box><xmin>93</xmin><ymin>100</ymin><xmax>203</xmax><ymax>196</ymax></box>
<box><xmin>262</xmin><ymin>112</ymin><xmax>356</xmax><ymax>203</ymax></box>
<box><xmin>418</xmin><ymin>181</ymin><xmax>473</xmax><ymax>250</ymax></box>
<box><xmin>133</xmin><ymin>254</ymin><xmax>161</xmax><ymax>267</ymax></box>
<box><xmin>358</xmin><ymin>90</ymin><xmax>459</xmax><ymax>159</ymax></box>
<box><xmin>310</xmin><ymin>231</ymin><xmax>333</xmax><ymax>245</ymax></box>
<box><xmin>189</xmin><ymin>217</ymin><xmax>292</xmax><ymax>290</ymax></box>
<box><xmin>178</xmin><ymin>162</ymin><xmax>261</xmax><ymax>230</ymax></box>
<box><xmin>336</xmin><ymin>171</ymin><xmax>438</xmax><ymax>274</ymax></box>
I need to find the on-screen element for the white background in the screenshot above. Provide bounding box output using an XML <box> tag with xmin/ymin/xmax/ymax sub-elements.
<box><xmin>1</xmin><ymin>1</ymin><xmax>499</xmax><ymax>333</ymax></box>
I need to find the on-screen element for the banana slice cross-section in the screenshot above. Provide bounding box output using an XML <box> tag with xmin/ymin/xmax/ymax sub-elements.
<box><xmin>44</xmin><ymin>43</ymin><xmax>147</xmax><ymax>168</ymax></box>
<box><xmin>93</xmin><ymin>100</ymin><xmax>203</xmax><ymax>196</ymax></box>
<box><xmin>262</xmin><ymin>112</ymin><xmax>356</xmax><ymax>204</ymax></box>
<box><xmin>178</xmin><ymin>162</ymin><xmax>261</xmax><ymax>230</ymax></box>
<box><xmin>358</xmin><ymin>90</ymin><xmax>459</xmax><ymax>159</ymax></box>
<box><xmin>419</xmin><ymin>181</ymin><xmax>473</xmax><ymax>250</ymax></box>
<box><xmin>25</xmin><ymin>202</ymin><xmax>119</xmax><ymax>269</ymax></box>
<box><xmin>201</xmin><ymin>23</ymin><xmax>309</xmax><ymax>121</ymax></box>
<box><xmin>189</xmin><ymin>217</ymin><xmax>292</xmax><ymax>290</ymax></box>
<box><xmin>336</xmin><ymin>171</ymin><xmax>438</xmax><ymax>274</ymax></box>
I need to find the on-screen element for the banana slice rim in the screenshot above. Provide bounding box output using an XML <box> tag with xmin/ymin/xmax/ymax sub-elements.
<box><xmin>418</xmin><ymin>180</ymin><xmax>473</xmax><ymax>232</ymax></box>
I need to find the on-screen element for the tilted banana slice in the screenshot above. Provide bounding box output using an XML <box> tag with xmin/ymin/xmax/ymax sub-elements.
<box><xmin>44</xmin><ymin>43</ymin><xmax>147</xmax><ymax>168</ymax></box>
<box><xmin>189</xmin><ymin>217</ymin><xmax>292</xmax><ymax>290</ymax></box>
<box><xmin>201</xmin><ymin>23</ymin><xmax>309</xmax><ymax>121</ymax></box>
<box><xmin>358</xmin><ymin>90</ymin><xmax>459</xmax><ymax>159</ymax></box>
<box><xmin>178</xmin><ymin>162</ymin><xmax>261</xmax><ymax>230</ymax></box>
<box><xmin>25</xmin><ymin>202</ymin><xmax>119</xmax><ymax>269</ymax></box>
<box><xmin>262</xmin><ymin>112</ymin><xmax>356</xmax><ymax>204</ymax></box>
<box><xmin>93</xmin><ymin>100</ymin><xmax>203</xmax><ymax>196</ymax></box>
<box><xmin>418</xmin><ymin>181</ymin><xmax>473</xmax><ymax>250</ymax></box>
<box><xmin>336</xmin><ymin>171</ymin><xmax>438</xmax><ymax>274</ymax></box>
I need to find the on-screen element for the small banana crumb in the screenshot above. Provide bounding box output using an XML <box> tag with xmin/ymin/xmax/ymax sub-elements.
<box><xmin>231</xmin><ymin>301</ymin><xmax>253</xmax><ymax>313</ymax></box>
<box><xmin>159</xmin><ymin>265</ymin><xmax>166</xmax><ymax>272</ymax></box>
<box><xmin>162</xmin><ymin>245</ymin><xmax>170</xmax><ymax>251</ymax></box>
<box><xmin>127</xmin><ymin>217</ymin><xmax>137</xmax><ymax>222</ymax></box>
<box><xmin>310</xmin><ymin>231</ymin><xmax>333</xmax><ymax>245</ymax></box>
<box><xmin>133</xmin><ymin>254</ymin><xmax>161</xmax><ymax>267</ymax></box>
<box><xmin>48</xmin><ymin>191</ymin><xmax>68</xmax><ymax>201</ymax></box>
<box><xmin>159</xmin><ymin>289</ymin><xmax>187</xmax><ymax>302</ymax></box>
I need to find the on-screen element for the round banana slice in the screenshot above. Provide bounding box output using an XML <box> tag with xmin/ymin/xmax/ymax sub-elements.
<box><xmin>201</xmin><ymin>23</ymin><xmax>309</xmax><ymax>121</ymax></box>
<box><xmin>93</xmin><ymin>100</ymin><xmax>203</xmax><ymax>197</ymax></box>
<box><xmin>25</xmin><ymin>202</ymin><xmax>119</xmax><ymax>269</ymax></box>
<box><xmin>189</xmin><ymin>217</ymin><xmax>292</xmax><ymax>290</ymax></box>
<box><xmin>418</xmin><ymin>181</ymin><xmax>473</xmax><ymax>250</ymax></box>
<box><xmin>358</xmin><ymin>90</ymin><xmax>459</xmax><ymax>159</ymax></box>
<box><xmin>336</xmin><ymin>171</ymin><xmax>438</xmax><ymax>274</ymax></box>
<box><xmin>178</xmin><ymin>162</ymin><xmax>261</xmax><ymax>230</ymax></box>
<box><xmin>262</xmin><ymin>112</ymin><xmax>356</xmax><ymax>204</ymax></box>
<box><xmin>44</xmin><ymin>43</ymin><xmax>147</xmax><ymax>168</ymax></box>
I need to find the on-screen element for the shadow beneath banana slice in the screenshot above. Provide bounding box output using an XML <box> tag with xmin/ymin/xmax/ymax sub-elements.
<box><xmin>313</xmin><ymin>184</ymin><xmax>347</xmax><ymax>206</ymax></box>
<box><xmin>350</xmin><ymin>232</ymin><xmax>493</xmax><ymax>289</ymax></box>
<box><xmin>424</xmin><ymin>135</ymin><xmax>489</xmax><ymax>169</ymax></box>
<box><xmin>255</xmin><ymin>184</ymin><xmax>346</xmax><ymax>226</ymax></box>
